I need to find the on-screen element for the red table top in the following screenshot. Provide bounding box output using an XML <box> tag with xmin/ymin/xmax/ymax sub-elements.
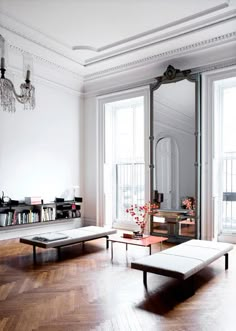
<box><xmin>108</xmin><ymin>234</ymin><xmax>168</xmax><ymax>247</ymax></box>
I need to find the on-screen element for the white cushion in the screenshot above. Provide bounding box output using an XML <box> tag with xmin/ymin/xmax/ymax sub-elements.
<box><xmin>132</xmin><ymin>253</ymin><xmax>204</xmax><ymax>280</ymax></box>
<box><xmin>20</xmin><ymin>226</ymin><xmax>117</xmax><ymax>248</ymax></box>
<box><xmin>131</xmin><ymin>239</ymin><xmax>233</xmax><ymax>280</ymax></box>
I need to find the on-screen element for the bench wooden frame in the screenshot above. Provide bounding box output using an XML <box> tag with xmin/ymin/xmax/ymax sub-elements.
<box><xmin>131</xmin><ymin>239</ymin><xmax>233</xmax><ymax>294</ymax></box>
<box><xmin>20</xmin><ymin>226</ymin><xmax>116</xmax><ymax>263</ymax></box>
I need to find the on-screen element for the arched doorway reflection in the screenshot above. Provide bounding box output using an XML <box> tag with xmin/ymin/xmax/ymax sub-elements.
<box><xmin>155</xmin><ymin>136</ymin><xmax>179</xmax><ymax>210</ymax></box>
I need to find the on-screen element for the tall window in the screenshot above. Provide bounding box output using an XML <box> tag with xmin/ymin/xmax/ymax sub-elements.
<box><xmin>97</xmin><ymin>88</ymin><xmax>149</xmax><ymax>229</ymax></box>
<box><xmin>213</xmin><ymin>76</ymin><xmax>236</xmax><ymax>239</ymax></box>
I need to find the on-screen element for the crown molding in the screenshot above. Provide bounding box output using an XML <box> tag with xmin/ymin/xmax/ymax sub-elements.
<box><xmin>0</xmin><ymin>11</ymin><xmax>84</xmax><ymax>71</ymax></box>
<box><xmin>8</xmin><ymin>43</ymin><xmax>82</xmax><ymax>80</ymax></box>
<box><xmin>84</xmin><ymin>6</ymin><xmax>235</xmax><ymax>66</ymax></box>
<box><xmin>191</xmin><ymin>56</ymin><xmax>236</xmax><ymax>74</ymax></box>
<box><xmin>84</xmin><ymin>31</ymin><xmax>236</xmax><ymax>82</ymax></box>
<box><xmin>0</xmin><ymin>3</ymin><xmax>233</xmax><ymax>70</ymax></box>
<box><xmin>83</xmin><ymin>55</ymin><xmax>236</xmax><ymax>99</ymax></box>
<box><xmin>6</xmin><ymin>44</ymin><xmax>84</xmax><ymax>94</ymax></box>
<box><xmin>84</xmin><ymin>3</ymin><xmax>229</xmax><ymax>53</ymax></box>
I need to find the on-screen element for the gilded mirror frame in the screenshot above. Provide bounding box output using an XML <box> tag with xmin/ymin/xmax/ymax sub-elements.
<box><xmin>149</xmin><ymin>65</ymin><xmax>201</xmax><ymax>241</ymax></box>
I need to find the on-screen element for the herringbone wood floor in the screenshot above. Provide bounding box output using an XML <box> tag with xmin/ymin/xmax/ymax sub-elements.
<box><xmin>0</xmin><ymin>236</ymin><xmax>235</xmax><ymax>331</ymax></box>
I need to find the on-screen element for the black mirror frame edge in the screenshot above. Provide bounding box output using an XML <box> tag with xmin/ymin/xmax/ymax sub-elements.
<box><xmin>149</xmin><ymin>65</ymin><xmax>201</xmax><ymax>240</ymax></box>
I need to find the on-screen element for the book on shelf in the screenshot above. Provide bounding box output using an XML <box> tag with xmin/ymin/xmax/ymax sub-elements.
<box><xmin>0</xmin><ymin>195</ymin><xmax>83</xmax><ymax>227</ymax></box>
<box><xmin>0</xmin><ymin>213</ymin><xmax>8</xmax><ymax>226</ymax></box>
<box><xmin>42</xmin><ymin>206</ymin><xmax>56</xmax><ymax>222</ymax></box>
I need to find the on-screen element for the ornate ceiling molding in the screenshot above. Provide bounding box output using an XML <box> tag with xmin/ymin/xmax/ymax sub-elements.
<box><xmin>0</xmin><ymin>12</ymin><xmax>84</xmax><ymax>69</ymax></box>
<box><xmin>0</xmin><ymin>4</ymin><xmax>234</xmax><ymax>69</ymax></box>
<box><xmin>8</xmin><ymin>43</ymin><xmax>81</xmax><ymax>79</ymax></box>
<box><xmin>84</xmin><ymin>31</ymin><xmax>236</xmax><ymax>82</ymax></box>
<box><xmin>72</xmin><ymin>2</ymin><xmax>229</xmax><ymax>59</ymax></box>
<box><xmin>84</xmin><ymin>8</ymin><xmax>236</xmax><ymax>66</ymax></box>
<box><xmin>5</xmin><ymin>44</ymin><xmax>84</xmax><ymax>94</ymax></box>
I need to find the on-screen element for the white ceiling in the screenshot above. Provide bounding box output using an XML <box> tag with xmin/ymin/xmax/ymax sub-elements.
<box><xmin>0</xmin><ymin>0</ymin><xmax>235</xmax><ymax>76</ymax></box>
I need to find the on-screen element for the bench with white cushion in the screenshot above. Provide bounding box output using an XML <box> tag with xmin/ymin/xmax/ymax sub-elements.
<box><xmin>20</xmin><ymin>226</ymin><xmax>116</xmax><ymax>263</ymax></box>
<box><xmin>131</xmin><ymin>239</ymin><xmax>234</xmax><ymax>292</ymax></box>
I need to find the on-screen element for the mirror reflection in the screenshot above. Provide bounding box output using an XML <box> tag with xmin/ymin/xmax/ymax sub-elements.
<box><xmin>150</xmin><ymin>65</ymin><xmax>200</xmax><ymax>242</ymax></box>
<box><xmin>153</xmin><ymin>79</ymin><xmax>196</xmax><ymax>211</ymax></box>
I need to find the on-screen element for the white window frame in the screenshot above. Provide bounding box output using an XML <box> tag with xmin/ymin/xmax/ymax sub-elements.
<box><xmin>201</xmin><ymin>65</ymin><xmax>236</xmax><ymax>242</ymax></box>
<box><xmin>96</xmin><ymin>86</ymin><xmax>150</xmax><ymax>228</ymax></box>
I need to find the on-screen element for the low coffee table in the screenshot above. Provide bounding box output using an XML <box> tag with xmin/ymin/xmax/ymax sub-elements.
<box><xmin>108</xmin><ymin>234</ymin><xmax>168</xmax><ymax>261</ymax></box>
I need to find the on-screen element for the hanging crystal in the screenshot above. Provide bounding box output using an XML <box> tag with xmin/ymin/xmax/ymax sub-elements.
<box><xmin>20</xmin><ymin>82</ymin><xmax>35</xmax><ymax>110</ymax></box>
<box><xmin>0</xmin><ymin>34</ymin><xmax>36</xmax><ymax>113</ymax></box>
<box><xmin>0</xmin><ymin>77</ymin><xmax>16</xmax><ymax>112</ymax></box>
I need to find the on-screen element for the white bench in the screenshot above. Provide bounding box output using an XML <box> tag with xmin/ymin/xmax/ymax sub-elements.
<box><xmin>20</xmin><ymin>226</ymin><xmax>116</xmax><ymax>263</ymax></box>
<box><xmin>131</xmin><ymin>239</ymin><xmax>234</xmax><ymax>293</ymax></box>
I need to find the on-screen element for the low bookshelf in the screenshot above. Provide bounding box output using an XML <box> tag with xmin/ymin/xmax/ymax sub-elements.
<box><xmin>0</xmin><ymin>197</ymin><xmax>83</xmax><ymax>229</ymax></box>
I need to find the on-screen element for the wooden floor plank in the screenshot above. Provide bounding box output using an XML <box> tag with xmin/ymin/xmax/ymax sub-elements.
<box><xmin>0</xmin><ymin>237</ymin><xmax>235</xmax><ymax>330</ymax></box>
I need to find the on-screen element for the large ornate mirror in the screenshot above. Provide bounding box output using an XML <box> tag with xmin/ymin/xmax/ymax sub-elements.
<box><xmin>150</xmin><ymin>65</ymin><xmax>201</xmax><ymax>242</ymax></box>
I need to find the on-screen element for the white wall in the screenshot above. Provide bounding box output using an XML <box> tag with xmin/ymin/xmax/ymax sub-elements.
<box><xmin>0</xmin><ymin>33</ymin><xmax>84</xmax><ymax>204</ymax></box>
<box><xmin>0</xmin><ymin>84</ymin><xmax>81</xmax><ymax>202</ymax></box>
<box><xmin>83</xmin><ymin>96</ymin><xmax>97</xmax><ymax>225</ymax></box>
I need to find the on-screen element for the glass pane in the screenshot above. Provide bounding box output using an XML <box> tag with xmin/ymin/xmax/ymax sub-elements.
<box><xmin>221</xmin><ymin>83</ymin><xmax>236</xmax><ymax>233</ymax></box>
<box><xmin>104</xmin><ymin>96</ymin><xmax>145</xmax><ymax>227</ymax></box>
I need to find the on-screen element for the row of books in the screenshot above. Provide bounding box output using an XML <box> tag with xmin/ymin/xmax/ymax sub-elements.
<box><xmin>42</xmin><ymin>207</ymin><xmax>56</xmax><ymax>222</ymax></box>
<box><xmin>0</xmin><ymin>201</ymin><xmax>82</xmax><ymax>226</ymax></box>
<box><xmin>0</xmin><ymin>210</ymin><xmax>40</xmax><ymax>227</ymax></box>
<box><xmin>56</xmin><ymin>209</ymin><xmax>81</xmax><ymax>219</ymax></box>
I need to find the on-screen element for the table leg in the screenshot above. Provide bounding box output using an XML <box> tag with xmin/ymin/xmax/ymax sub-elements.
<box><xmin>149</xmin><ymin>245</ymin><xmax>151</xmax><ymax>255</ymax></box>
<box><xmin>111</xmin><ymin>242</ymin><xmax>113</xmax><ymax>261</ymax></box>
<box><xmin>106</xmin><ymin>236</ymin><xmax>109</xmax><ymax>249</ymax></box>
<box><xmin>160</xmin><ymin>241</ymin><xmax>163</xmax><ymax>251</ymax></box>
<box><xmin>143</xmin><ymin>271</ymin><xmax>147</xmax><ymax>289</ymax></box>
<box><xmin>33</xmin><ymin>245</ymin><xmax>36</xmax><ymax>264</ymax></box>
<box><xmin>126</xmin><ymin>243</ymin><xmax>128</xmax><ymax>251</ymax></box>
<box><xmin>225</xmin><ymin>253</ymin><xmax>229</xmax><ymax>270</ymax></box>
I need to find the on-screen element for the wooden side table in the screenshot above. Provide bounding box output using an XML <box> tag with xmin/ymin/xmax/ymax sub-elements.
<box><xmin>108</xmin><ymin>234</ymin><xmax>168</xmax><ymax>261</ymax></box>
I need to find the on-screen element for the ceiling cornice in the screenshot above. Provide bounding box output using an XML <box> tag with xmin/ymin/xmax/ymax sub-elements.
<box><xmin>76</xmin><ymin>2</ymin><xmax>229</xmax><ymax>55</ymax></box>
<box><xmin>8</xmin><ymin>43</ymin><xmax>82</xmax><ymax>80</ymax></box>
<box><xmin>84</xmin><ymin>7</ymin><xmax>236</xmax><ymax>66</ymax></box>
<box><xmin>0</xmin><ymin>4</ymin><xmax>234</xmax><ymax>70</ymax></box>
<box><xmin>0</xmin><ymin>11</ymin><xmax>84</xmax><ymax>71</ymax></box>
<box><xmin>84</xmin><ymin>31</ymin><xmax>236</xmax><ymax>82</ymax></box>
<box><xmin>5</xmin><ymin>44</ymin><xmax>84</xmax><ymax>94</ymax></box>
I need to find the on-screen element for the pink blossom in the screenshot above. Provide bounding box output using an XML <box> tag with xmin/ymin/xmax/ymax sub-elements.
<box><xmin>126</xmin><ymin>202</ymin><xmax>159</xmax><ymax>233</ymax></box>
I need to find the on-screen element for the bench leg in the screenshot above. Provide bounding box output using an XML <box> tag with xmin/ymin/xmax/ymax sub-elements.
<box><xmin>225</xmin><ymin>253</ymin><xmax>229</xmax><ymax>270</ymax></box>
<box><xmin>188</xmin><ymin>275</ymin><xmax>195</xmax><ymax>296</ymax></box>
<box><xmin>82</xmin><ymin>242</ymin><xmax>85</xmax><ymax>250</ymax></box>
<box><xmin>57</xmin><ymin>247</ymin><xmax>61</xmax><ymax>260</ymax></box>
<box><xmin>33</xmin><ymin>245</ymin><xmax>36</xmax><ymax>264</ymax></box>
<box><xmin>143</xmin><ymin>271</ymin><xmax>147</xmax><ymax>289</ymax></box>
<box><xmin>181</xmin><ymin>276</ymin><xmax>195</xmax><ymax>298</ymax></box>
